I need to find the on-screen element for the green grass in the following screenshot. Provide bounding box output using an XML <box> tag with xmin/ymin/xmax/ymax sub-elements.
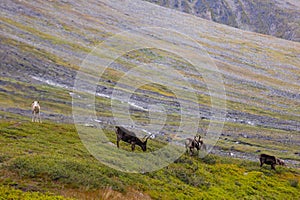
<box><xmin>0</xmin><ymin>185</ymin><xmax>71</xmax><ymax>200</ymax></box>
<box><xmin>0</xmin><ymin>117</ymin><xmax>299</xmax><ymax>199</ymax></box>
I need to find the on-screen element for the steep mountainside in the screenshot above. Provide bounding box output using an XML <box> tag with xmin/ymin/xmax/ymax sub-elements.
<box><xmin>1</xmin><ymin>0</ymin><xmax>300</xmax><ymax>199</ymax></box>
<box><xmin>145</xmin><ymin>0</ymin><xmax>300</xmax><ymax>42</ymax></box>
<box><xmin>1</xmin><ymin>0</ymin><xmax>299</xmax><ymax>161</ymax></box>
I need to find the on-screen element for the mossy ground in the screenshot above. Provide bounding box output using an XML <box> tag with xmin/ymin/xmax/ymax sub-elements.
<box><xmin>0</xmin><ymin>116</ymin><xmax>299</xmax><ymax>199</ymax></box>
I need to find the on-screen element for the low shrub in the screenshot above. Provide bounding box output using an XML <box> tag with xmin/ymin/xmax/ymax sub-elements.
<box><xmin>289</xmin><ymin>179</ymin><xmax>299</xmax><ymax>188</ymax></box>
<box><xmin>9</xmin><ymin>156</ymin><xmax>126</xmax><ymax>192</ymax></box>
<box><xmin>200</xmin><ymin>155</ymin><xmax>217</xmax><ymax>165</ymax></box>
<box><xmin>0</xmin><ymin>185</ymin><xmax>70</xmax><ymax>200</ymax></box>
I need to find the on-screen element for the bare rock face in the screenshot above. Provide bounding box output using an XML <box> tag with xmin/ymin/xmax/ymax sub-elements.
<box><xmin>145</xmin><ymin>0</ymin><xmax>300</xmax><ymax>42</ymax></box>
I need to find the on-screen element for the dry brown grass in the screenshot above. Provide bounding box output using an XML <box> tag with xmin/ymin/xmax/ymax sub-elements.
<box><xmin>60</xmin><ymin>187</ymin><xmax>152</xmax><ymax>200</ymax></box>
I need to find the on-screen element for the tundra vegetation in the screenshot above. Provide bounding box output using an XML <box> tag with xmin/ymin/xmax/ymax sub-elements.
<box><xmin>0</xmin><ymin>114</ymin><xmax>299</xmax><ymax>199</ymax></box>
<box><xmin>0</xmin><ymin>0</ymin><xmax>299</xmax><ymax>199</ymax></box>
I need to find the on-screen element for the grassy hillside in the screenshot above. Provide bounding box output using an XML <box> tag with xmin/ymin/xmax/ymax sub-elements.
<box><xmin>0</xmin><ymin>115</ymin><xmax>299</xmax><ymax>199</ymax></box>
<box><xmin>1</xmin><ymin>0</ymin><xmax>300</xmax><ymax>199</ymax></box>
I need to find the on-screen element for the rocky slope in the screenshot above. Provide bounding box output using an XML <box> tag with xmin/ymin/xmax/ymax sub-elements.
<box><xmin>145</xmin><ymin>0</ymin><xmax>300</xmax><ymax>42</ymax></box>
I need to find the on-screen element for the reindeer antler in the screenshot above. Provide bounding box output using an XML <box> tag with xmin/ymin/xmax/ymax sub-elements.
<box><xmin>143</xmin><ymin>133</ymin><xmax>153</xmax><ymax>141</ymax></box>
<box><xmin>194</xmin><ymin>134</ymin><xmax>202</xmax><ymax>143</ymax></box>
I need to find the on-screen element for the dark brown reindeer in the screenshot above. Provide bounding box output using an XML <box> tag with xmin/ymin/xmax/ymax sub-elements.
<box><xmin>185</xmin><ymin>134</ymin><xmax>205</xmax><ymax>155</ymax></box>
<box><xmin>115</xmin><ymin>126</ymin><xmax>152</xmax><ymax>152</ymax></box>
<box><xmin>259</xmin><ymin>153</ymin><xmax>286</xmax><ymax>170</ymax></box>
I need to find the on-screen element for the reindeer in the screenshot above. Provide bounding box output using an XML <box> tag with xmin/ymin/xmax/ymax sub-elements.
<box><xmin>259</xmin><ymin>153</ymin><xmax>286</xmax><ymax>170</ymax></box>
<box><xmin>185</xmin><ymin>134</ymin><xmax>205</xmax><ymax>155</ymax></box>
<box><xmin>115</xmin><ymin>126</ymin><xmax>152</xmax><ymax>151</ymax></box>
<box><xmin>31</xmin><ymin>101</ymin><xmax>41</xmax><ymax>123</ymax></box>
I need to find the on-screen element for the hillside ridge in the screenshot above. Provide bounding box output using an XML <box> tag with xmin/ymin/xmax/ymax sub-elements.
<box><xmin>144</xmin><ymin>0</ymin><xmax>300</xmax><ymax>42</ymax></box>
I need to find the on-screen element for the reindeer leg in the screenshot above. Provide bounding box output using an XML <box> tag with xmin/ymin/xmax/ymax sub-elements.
<box><xmin>271</xmin><ymin>164</ymin><xmax>276</xmax><ymax>170</ymax></box>
<box><xmin>131</xmin><ymin>142</ymin><xmax>135</xmax><ymax>151</ymax></box>
<box><xmin>116</xmin><ymin>138</ymin><xmax>120</xmax><ymax>148</ymax></box>
<box><xmin>38</xmin><ymin>113</ymin><xmax>42</xmax><ymax>123</ymax></box>
<box><xmin>190</xmin><ymin>147</ymin><xmax>193</xmax><ymax>156</ymax></box>
<box><xmin>259</xmin><ymin>158</ymin><xmax>263</xmax><ymax>167</ymax></box>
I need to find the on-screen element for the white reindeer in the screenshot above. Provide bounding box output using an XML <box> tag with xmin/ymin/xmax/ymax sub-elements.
<box><xmin>31</xmin><ymin>101</ymin><xmax>41</xmax><ymax>123</ymax></box>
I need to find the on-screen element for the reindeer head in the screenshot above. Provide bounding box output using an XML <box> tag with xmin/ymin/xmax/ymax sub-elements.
<box><xmin>32</xmin><ymin>101</ymin><xmax>39</xmax><ymax>107</ymax></box>
<box><xmin>140</xmin><ymin>142</ymin><xmax>147</xmax><ymax>151</ymax></box>
<box><xmin>276</xmin><ymin>158</ymin><xmax>286</xmax><ymax>166</ymax></box>
<box><xmin>141</xmin><ymin>134</ymin><xmax>153</xmax><ymax>151</ymax></box>
<box><xmin>194</xmin><ymin>134</ymin><xmax>202</xmax><ymax>143</ymax></box>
